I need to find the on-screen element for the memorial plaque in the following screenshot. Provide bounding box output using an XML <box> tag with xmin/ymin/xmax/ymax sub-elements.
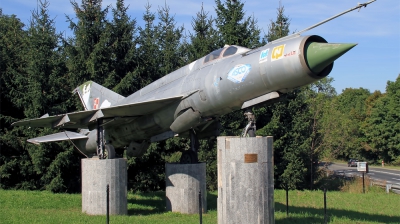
<box><xmin>244</xmin><ymin>154</ymin><xmax>258</xmax><ymax>163</ymax></box>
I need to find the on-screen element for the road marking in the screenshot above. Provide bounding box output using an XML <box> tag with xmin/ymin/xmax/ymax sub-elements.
<box><xmin>370</xmin><ymin>170</ymin><xmax>400</xmax><ymax>176</ymax></box>
<box><xmin>392</xmin><ymin>178</ymin><xmax>400</xmax><ymax>181</ymax></box>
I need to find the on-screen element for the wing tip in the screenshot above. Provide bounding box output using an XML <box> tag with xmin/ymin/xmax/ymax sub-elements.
<box><xmin>27</xmin><ymin>139</ymin><xmax>41</xmax><ymax>145</ymax></box>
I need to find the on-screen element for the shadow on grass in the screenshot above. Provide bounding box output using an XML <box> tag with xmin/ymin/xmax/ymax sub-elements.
<box><xmin>275</xmin><ymin>202</ymin><xmax>400</xmax><ymax>224</ymax></box>
<box><xmin>125</xmin><ymin>190</ymin><xmax>400</xmax><ymax>223</ymax></box>
<box><xmin>127</xmin><ymin>191</ymin><xmax>218</xmax><ymax>216</ymax></box>
<box><xmin>207</xmin><ymin>192</ymin><xmax>217</xmax><ymax>210</ymax></box>
<box><xmin>128</xmin><ymin>192</ymin><xmax>165</xmax><ymax>216</ymax></box>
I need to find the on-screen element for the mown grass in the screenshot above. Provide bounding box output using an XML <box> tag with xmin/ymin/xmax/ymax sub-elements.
<box><xmin>1</xmin><ymin>186</ymin><xmax>399</xmax><ymax>224</ymax></box>
<box><xmin>274</xmin><ymin>188</ymin><xmax>400</xmax><ymax>224</ymax></box>
<box><xmin>0</xmin><ymin>190</ymin><xmax>217</xmax><ymax>224</ymax></box>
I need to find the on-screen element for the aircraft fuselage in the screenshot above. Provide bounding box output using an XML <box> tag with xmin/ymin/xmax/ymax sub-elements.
<box><xmin>105</xmin><ymin>35</ymin><xmax>337</xmax><ymax>150</ymax></box>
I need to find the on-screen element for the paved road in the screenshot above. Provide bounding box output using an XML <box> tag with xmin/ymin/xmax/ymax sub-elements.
<box><xmin>326</xmin><ymin>163</ymin><xmax>400</xmax><ymax>186</ymax></box>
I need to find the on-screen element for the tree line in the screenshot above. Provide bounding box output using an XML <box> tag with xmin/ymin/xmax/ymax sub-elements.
<box><xmin>1</xmin><ymin>0</ymin><xmax>399</xmax><ymax>193</ymax></box>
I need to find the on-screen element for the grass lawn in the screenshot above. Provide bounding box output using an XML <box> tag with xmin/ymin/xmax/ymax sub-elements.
<box><xmin>1</xmin><ymin>188</ymin><xmax>399</xmax><ymax>223</ymax></box>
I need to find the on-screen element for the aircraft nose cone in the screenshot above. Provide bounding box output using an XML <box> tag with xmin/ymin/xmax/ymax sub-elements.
<box><xmin>305</xmin><ymin>42</ymin><xmax>357</xmax><ymax>74</ymax></box>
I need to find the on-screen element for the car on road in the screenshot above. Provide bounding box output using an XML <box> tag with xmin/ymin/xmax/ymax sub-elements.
<box><xmin>348</xmin><ymin>159</ymin><xmax>358</xmax><ymax>167</ymax></box>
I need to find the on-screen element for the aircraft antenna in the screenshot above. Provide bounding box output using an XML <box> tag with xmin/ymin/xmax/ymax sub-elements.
<box><xmin>296</xmin><ymin>0</ymin><xmax>377</xmax><ymax>35</ymax></box>
<box><xmin>272</xmin><ymin>0</ymin><xmax>377</xmax><ymax>43</ymax></box>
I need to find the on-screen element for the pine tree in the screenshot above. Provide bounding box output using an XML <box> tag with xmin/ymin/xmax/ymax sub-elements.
<box><xmin>156</xmin><ymin>3</ymin><xmax>185</xmax><ymax>75</ymax></box>
<box><xmin>264</xmin><ymin>3</ymin><xmax>290</xmax><ymax>43</ymax></box>
<box><xmin>187</xmin><ymin>3</ymin><xmax>219</xmax><ymax>61</ymax></box>
<box><xmin>25</xmin><ymin>0</ymin><xmax>80</xmax><ymax>193</ymax></box>
<box><xmin>105</xmin><ymin>0</ymin><xmax>138</xmax><ymax>96</ymax></box>
<box><xmin>65</xmin><ymin>0</ymin><xmax>110</xmax><ymax>89</ymax></box>
<box><xmin>0</xmin><ymin>10</ymin><xmax>27</xmax><ymax>123</ymax></box>
<box><xmin>0</xmin><ymin>10</ymin><xmax>29</xmax><ymax>190</ymax></box>
<box><xmin>214</xmin><ymin>0</ymin><xmax>261</xmax><ymax>48</ymax></box>
<box><xmin>1</xmin><ymin>1</ymin><xmax>81</xmax><ymax>192</ymax></box>
<box><xmin>21</xmin><ymin>0</ymin><xmax>69</xmax><ymax>118</ymax></box>
<box><xmin>135</xmin><ymin>3</ymin><xmax>161</xmax><ymax>89</ymax></box>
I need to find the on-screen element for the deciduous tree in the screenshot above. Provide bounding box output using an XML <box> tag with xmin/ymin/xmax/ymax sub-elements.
<box><xmin>364</xmin><ymin>75</ymin><xmax>400</xmax><ymax>164</ymax></box>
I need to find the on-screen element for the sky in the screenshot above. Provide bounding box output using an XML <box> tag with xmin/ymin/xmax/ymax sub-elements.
<box><xmin>1</xmin><ymin>0</ymin><xmax>399</xmax><ymax>94</ymax></box>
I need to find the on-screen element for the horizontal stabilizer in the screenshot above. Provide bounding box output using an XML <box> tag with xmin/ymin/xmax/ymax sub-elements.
<box><xmin>27</xmin><ymin>131</ymin><xmax>88</xmax><ymax>145</ymax></box>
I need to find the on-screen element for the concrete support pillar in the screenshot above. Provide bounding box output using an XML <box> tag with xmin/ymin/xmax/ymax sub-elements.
<box><xmin>81</xmin><ymin>158</ymin><xmax>127</xmax><ymax>215</ymax></box>
<box><xmin>165</xmin><ymin>163</ymin><xmax>207</xmax><ymax>214</ymax></box>
<box><xmin>217</xmin><ymin>136</ymin><xmax>274</xmax><ymax>224</ymax></box>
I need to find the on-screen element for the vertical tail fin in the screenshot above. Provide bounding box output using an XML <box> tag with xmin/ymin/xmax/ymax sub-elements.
<box><xmin>73</xmin><ymin>81</ymin><xmax>125</xmax><ymax>111</ymax></box>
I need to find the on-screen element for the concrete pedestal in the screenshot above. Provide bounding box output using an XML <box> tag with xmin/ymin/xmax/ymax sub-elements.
<box><xmin>217</xmin><ymin>136</ymin><xmax>274</xmax><ymax>224</ymax></box>
<box><xmin>81</xmin><ymin>158</ymin><xmax>127</xmax><ymax>215</ymax></box>
<box><xmin>165</xmin><ymin>163</ymin><xmax>207</xmax><ymax>214</ymax></box>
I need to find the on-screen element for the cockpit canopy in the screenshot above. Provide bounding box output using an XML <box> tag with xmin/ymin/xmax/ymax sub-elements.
<box><xmin>204</xmin><ymin>45</ymin><xmax>250</xmax><ymax>64</ymax></box>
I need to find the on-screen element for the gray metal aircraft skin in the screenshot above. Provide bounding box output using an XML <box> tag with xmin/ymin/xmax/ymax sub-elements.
<box><xmin>13</xmin><ymin>1</ymin><xmax>375</xmax><ymax>158</ymax></box>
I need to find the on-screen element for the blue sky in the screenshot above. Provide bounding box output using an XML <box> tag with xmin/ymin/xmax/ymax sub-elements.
<box><xmin>2</xmin><ymin>0</ymin><xmax>399</xmax><ymax>93</ymax></box>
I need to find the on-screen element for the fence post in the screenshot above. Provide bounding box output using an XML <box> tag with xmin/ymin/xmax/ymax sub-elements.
<box><xmin>362</xmin><ymin>172</ymin><xmax>365</xmax><ymax>193</ymax></box>
<box><xmin>286</xmin><ymin>188</ymin><xmax>289</xmax><ymax>217</ymax></box>
<box><xmin>386</xmin><ymin>184</ymin><xmax>392</xmax><ymax>193</ymax></box>
<box><xmin>199</xmin><ymin>190</ymin><xmax>202</xmax><ymax>224</ymax></box>
<box><xmin>324</xmin><ymin>188</ymin><xmax>327</xmax><ymax>224</ymax></box>
<box><xmin>106</xmin><ymin>184</ymin><xmax>109</xmax><ymax>224</ymax></box>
